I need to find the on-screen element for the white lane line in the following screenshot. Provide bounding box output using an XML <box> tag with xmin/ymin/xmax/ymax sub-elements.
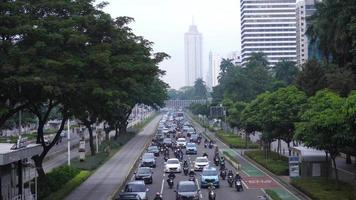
<box><xmin>242</xmin><ymin>180</ymin><xmax>249</xmax><ymax>189</ymax></box>
<box><xmin>160</xmin><ymin>179</ymin><xmax>165</xmax><ymax>194</ymax></box>
<box><xmin>195</xmin><ymin>178</ymin><xmax>203</xmax><ymax>199</ymax></box>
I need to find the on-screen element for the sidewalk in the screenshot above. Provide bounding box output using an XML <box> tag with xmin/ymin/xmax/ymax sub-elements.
<box><xmin>65</xmin><ymin>115</ymin><xmax>161</xmax><ymax>200</ymax></box>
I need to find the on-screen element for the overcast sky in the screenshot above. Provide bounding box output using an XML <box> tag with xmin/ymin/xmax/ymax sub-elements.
<box><xmin>96</xmin><ymin>0</ymin><xmax>241</xmax><ymax>89</ymax></box>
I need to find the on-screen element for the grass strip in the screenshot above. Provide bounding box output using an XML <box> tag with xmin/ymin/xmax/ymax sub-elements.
<box><xmin>216</xmin><ymin>131</ymin><xmax>259</xmax><ymax>149</ymax></box>
<box><xmin>265</xmin><ymin>189</ymin><xmax>283</xmax><ymax>200</ymax></box>
<box><xmin>291</xmin><ymin>177</ymin><xmax>355</xmax><ymax>200</ymax></box>
<box><xmin>245</xmin><ymin>150</ymin><xmax>288</xmax><ymax>175</ymax></box>
<box><xmin>44</xmin><ymin>170</ymin><xmax>91</xmax><ymax>200</ymax></box>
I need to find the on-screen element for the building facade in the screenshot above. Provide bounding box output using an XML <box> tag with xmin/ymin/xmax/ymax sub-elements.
<box><xmin>240</xmin><ymin>0</ymin><xmax>297</xmax><ymax>66</ymax></box>
<box><xmin>227</xmin><ymin>51</ymin><xmax>242</xmax><ymax>66</ymax></box>
<box><xmin>296</xmin><ymin>0</ymin><xmax>319</xmax><ymax>67</ymax></box>
<box><xmin>184</xmin><ymin>24</ymin><xmax>203</xmax><ymax>86</ymax></box>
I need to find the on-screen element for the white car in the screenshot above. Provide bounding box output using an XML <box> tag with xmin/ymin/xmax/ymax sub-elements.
<box><xmin>176</xmin><ymin>138</ymin><xmax>187</xmax><ymax>148</ymax></box>
<box><xmin>194</xmin><ymin>157</ymin><xmax>209</xmax><ymax>171</ymax></box>
<box><xmin>164</xmin><ymin>158</ymin><xmax>182</xmax><ymax>173</ymax></box>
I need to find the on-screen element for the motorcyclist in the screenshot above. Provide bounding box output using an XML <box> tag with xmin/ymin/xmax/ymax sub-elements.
<box><xmin>168</xmin><ymin>172</ymin><xmax>176</xmax><ymax>180</ymax></box>
<box><xmin>235</xmin><ymin>172</ymin><xmax>242</xmax><ymax>181</ymax></box>
<box><xmin>202</xmin><ymin>152</ymin><xmax>208</xmax><ymax>158</ymax></box>
<box><xmin>189</xmin><ymin>169</ymin><xmax>195</xmax><ymax>177</ymax></box>
<box><xmin>227</xmin><ymin>170</ymin><xmax>234</xmax><ymax>177</ymax></box>
<box><xmin>183</xmin><ymin>160</ymin><xmax>188</xmax><ymax>167</ymax></box>
<box><xmin>204</xmin><ymin>138</ymin><xmax>209</xmax><ymax>143</ymax></box>
<box><xmin>220</xmin><ymin>156</ymin><xmax>225</xmax><ymax>163</ymax></box>
<box><xmin>153</xmin><ymin>192</ymin><xmax>163</xmax><ymax>200</ymax></box>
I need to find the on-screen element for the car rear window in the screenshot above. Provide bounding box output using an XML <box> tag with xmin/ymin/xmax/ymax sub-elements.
<box><xmin>178</xmin><ymin>183</ymin><xmax>197</xmax><ymax>192</ymax></box>
<box><xmin>125</xmin><ymin>183</ymin><xmax>145</xmax><ymax>192</ymax></box>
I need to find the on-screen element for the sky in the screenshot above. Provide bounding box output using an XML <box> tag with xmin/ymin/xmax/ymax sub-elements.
<box><xmin>96</xmin><ymin>0</ymin><xmax>241</xmax><ymax>89</ymax></box>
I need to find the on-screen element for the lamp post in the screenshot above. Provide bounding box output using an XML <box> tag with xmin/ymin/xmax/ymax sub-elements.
<box><xmin>67</xmin><ymin>119</ymin><xmax>70</xmax><ymax>166</ymax></box>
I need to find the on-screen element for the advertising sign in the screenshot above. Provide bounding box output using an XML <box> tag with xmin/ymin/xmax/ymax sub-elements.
<box><xmin>289</xmin><ymin>156</ymin><xmax>300</xmax><ymax>177</ymax></box>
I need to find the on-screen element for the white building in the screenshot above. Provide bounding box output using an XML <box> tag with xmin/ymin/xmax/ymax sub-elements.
<box><xmin>240</xmin><ymin>0</ymin><xmax>297</xmax><ymax>66</ymax></box>
<box><xmin>184</xmin><ymin>23</ymin><xmax>203</xmax><ymax>86</ymax></box>
<box><xmin>227</xmin><ymin>51</ymin><xmax>242</xmax><ymax>66</ymax></box>
<box><xmin>296</xmin><ymin>0</ymin><xmax>318</xmax><ymax>67</ymax></box>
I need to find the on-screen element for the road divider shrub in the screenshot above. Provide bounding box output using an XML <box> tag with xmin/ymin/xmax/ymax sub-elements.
<box><xmin>216</xmin><ymin>131</ymin><xmax>259</xmax><ymax>149</ymax></box>
<box><xmin>245</xmin><ymin>150</ymin><xmax>288</xmax><ymax>175</ymax></box>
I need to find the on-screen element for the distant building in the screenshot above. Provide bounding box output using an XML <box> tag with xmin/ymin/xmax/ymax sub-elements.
<box><xmin>184</xmin><ymin>23</ymin><xmax>203</xmax><ymax>86</ymax></box>
<box><xmin>227</xmin><ymin>51</ymin><xmax>242</xmax><ymax>66</ymax></box>
<box><xmin>240</xmin><ymin>0</ymin><xmax>297</xmax><ymax>66</ymax></box>
<box><xmin>206</xmin><ymin>51</ymin><xmax>213</xmax><ymax>90</ymax></box>
<box><xmin>208</xmin><ymin>52</ymin><xmax>221</xmax><ymax>88</ymax></box>
<box><xmin>296</xmin><ymin>0</ymin><xmax>320</xmax><ymax>67</ymax></box>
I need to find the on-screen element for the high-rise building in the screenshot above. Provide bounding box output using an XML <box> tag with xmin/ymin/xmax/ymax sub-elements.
<box><xmin>207</xmin><ymin>52</ymin><xmax>221</xmax><ymax>88</ymax></box>
<box><xmin>296</xmin><ymin>0</ymin><xmax>319</xmax><ymax>67</ymax></box>
<box><xmin>184</xmin><ymin>23</ymin><xmax>203</xmax><ymax>86</ymax></box>
<box><xmin>240</xmin><ymin>0</ymin><xmax>297</xmax><ymax>66</ymax></box>
<box><xmin>227</xmin><ymin>51</ymin><xmax>242</xmax><ymax>66</ymax></box>
<box><xmin>207</xmin><ymin>51</ymin><xmax>213</xmax><ymax>90</ymax></box>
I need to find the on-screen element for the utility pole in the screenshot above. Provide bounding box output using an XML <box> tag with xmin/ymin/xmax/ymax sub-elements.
<box><xmin>67</xmin><ymin>119</ymin><xmax>71</xmax><ymax>166</ymax></box>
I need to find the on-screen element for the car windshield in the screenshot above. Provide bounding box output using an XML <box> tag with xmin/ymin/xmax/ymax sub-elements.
<box><xmin>143</xmin><ymin>154</ymin><xmax>154</xmax><ymax>159</ymax></box>
<box><xmin>148</xmin><ymin>146</ymin><xmax>157</xmax><ymax>151</ymax></box>
<box><xmin>186</xmin><ymin>143</ymin><xmax>195</xmax><ymax>147</ymax></box>
<box><xmin>125</xmin><ymin>184</ymin><xmax>145</xmax><ymax>192</ymax></box>
<box><xmin>178</xmin><ymin>183</ymin><xmax>197</xmax><ymax>192</ymax></box>
<box><xmin>137</xmin><ymin>168</ymin><xmax>151</xmax><ymax>174</ymax></box>
<box><xmin>196</xmin><ymin>158</ymin><xmax>208</xmax><ymax>163</ymax></box>
<box><xmin>167</xmin><ymin>159</ymin><xmax>179</xmax><ymax>164</ymax></box>
<box><xmin>178</xmin><ymin>138</ymin><xmax>185</xmax><ymax>142</ymax></box>
<box><xmin>202</xmin><ymin>170</ymin><xmax>218</xmax><ymax>176</ymax></box>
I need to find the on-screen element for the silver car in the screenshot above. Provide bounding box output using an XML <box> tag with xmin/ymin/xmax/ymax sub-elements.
<box><xmin>122</xmin><ymin>181</ymin><xmax>148</xmax><ymax>200</ymax></box>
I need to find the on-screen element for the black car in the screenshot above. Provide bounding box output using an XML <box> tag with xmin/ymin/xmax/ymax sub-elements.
<box><xmin>140</xmin><ymin>153</ymin><xmax>156</xmax><ymax>168</ymax></box>
<box><xmin>175</xmin><ymin>181</ymin><xmax>200</xmax><ymax>200</ymax></box>
<box><xmin>117</xmin><ymin>193</ymin><xmax>142</xmax><ymax>200</ymax></box>
<box><xmin>163</xmin><ymin>138</ymin><xmax>172</xmax><ymax>147</ymax></box>
<box><xmin>135</xmin><ymin>167</ymin><xmax>153</xmax><ymax>184</ymax></box>
<box><xmin>147</xmin><ymin>146</ymin><xmax>160</xmax><ymax>156</ymax></box>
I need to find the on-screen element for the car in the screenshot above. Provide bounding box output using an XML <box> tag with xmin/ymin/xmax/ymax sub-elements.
<box><xmin>117</xmin><ymin>193</ymin><xmax>142</xmax><ymax>200</ymax></box>
<box><xmin>176</xmin><ymin>138</ymin><xmax>187</xmax><ymax>148</ymax></box>
<box><xmin>164</xmin><ymin>158</ymin><xmax>182</xmax><ymax>173</ymax></box>
<box><xmin>162</xmin><ymin>127</ymin><xmax>170</xmax><ymax>134</ymax></box>
<box><xmin>187</xmin><ymin>127</ymin><xmax>196</xmax><ymax>136</ymax></box>
<box><xmin>182</xmin><ymin>125</ymin><xmax>190</xmax><ymax>132</ymax></box>
<box><xmin>140</xmin><ymin>153</ymin><xmax>156</xmax><ymax>168</ymax></box>
<box><xmin>175</xmin><ymin>181</ymin><xmax>200</xmax><ymax>200</ymax></box>
<box><xmin>186</xmin><ymin>143</ymin><xmax>197</xmax><ymax>155</ymax></box>
<box><xmin>122</xmin><ymin>181</ymin><xmax>148</xmax><ymax>200</ymax></box>
<box><xmin>163</xmin><ymin>138</ymin><xmax>172</xmax><ymax>147</ymax></box>
<box><xmin>194</xmin><ymin>157</ymin><xmax>209</xmax><ymax>171</ymax></box>
<box><xmin>200</xmin><ymin>166</ymin><xmax>219</xmax><ymax>188</ymax></box>
<box><xmin>134</xmin><ymin>167</ymin><xmax>153</xmax><ymax>184</ymax></box>
<box><xmin>190</xmin><ymin>134</ymin><xmax>198</xmax><ymax>143</ymax></box>
<box><xmin>147</xmin><ymin>146</ymin><xmax>159</xmax><ymax>156</ymax></box>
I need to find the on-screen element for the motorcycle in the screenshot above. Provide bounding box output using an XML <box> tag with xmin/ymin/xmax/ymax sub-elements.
<box><xmin>197</xmin><ymin>138</ymin><xmax>201</xmax><ymax>145</ymax></box>
<box><xmin>164</xmin><ymin>155</ymin><xmax>168</xmax><ymax>162</ymax></box>
<box><xmin>208</xmin><ymin>185</ymin><xmax>216</xmax><ymax>200</ymax></box>
<box><xmin>220</xmin><ymin>160</ymin><xmax>226</xmax><ymax>170</ymax></box>
<box><xmin>220</xmin><ymin>169</ymin><xmax>227</xmax><ymax>180</ymax></box>
<box><xmin>227</xmin><ymin>175</ymin><xmax>234</xmax><ymax>187</ymax></box>
<box><xmin>183</xmin><ymin>166</ymin><xmax>189</xmax><ymax>175</ymax></box>
<box><xmin>167</xmin><ymin>177</ymin><xmax>174</xmax><ymax>189</ymax></box>
<box><xmin>214</xmin><ymin>157</ymin><xmax>220</xmax><ymax>166</ymax></box>
<box><xmin>235</xmin><ymin>179</ymin><xmax>243</xmax><ymax>192</ymax></box>
<box><xmin>208</xmin><ymin>143</ymin><xmax>213</xmax><ymax>149</ymax></box>
<box><xmin>204</xmin><ymin>143</ymin><xmax>208</xmax><ymax>148</ymax></box>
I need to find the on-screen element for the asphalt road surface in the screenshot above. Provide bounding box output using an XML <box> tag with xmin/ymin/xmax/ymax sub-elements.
<box><xmin>124</xmin><ymin>123</ymin><xmax>266</xmax><ymax>200</ymax></box>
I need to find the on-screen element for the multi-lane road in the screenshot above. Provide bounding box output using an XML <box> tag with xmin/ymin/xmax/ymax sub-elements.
<box><xmin>124</xmin><ymin>121</ymin><xmax>268</xmax><ymax>200</ymax></box>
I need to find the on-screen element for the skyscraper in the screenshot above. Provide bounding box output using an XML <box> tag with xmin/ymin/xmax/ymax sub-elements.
<box><xmin>207</xmin><ymin>51</ymin><xmax>213</xmax><ymax>90</ymax></box>
<box><xmin>240</xmin><ymin>0</ymin><xmax>297</xmax><ymax>66</ymax></box>
<box><xmin>296</xmin><ymin>0</ymin><xmax>319</xmax><ymax>67</ymax></box>
<box><xmin>184</xmin><ymin>23</ymin><xmax>203</xmax><ymax>86</ymax></box>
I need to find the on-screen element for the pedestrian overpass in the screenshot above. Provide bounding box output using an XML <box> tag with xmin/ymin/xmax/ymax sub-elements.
<box><xmin>164</xmin><ymin>99</ymin><xmax>208</xmax><ymax>108</ymax></box>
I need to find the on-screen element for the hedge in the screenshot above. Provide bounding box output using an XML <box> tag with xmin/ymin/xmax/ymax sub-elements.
<box><xmin>245</xmin><ymin>150</ymin><xmax>288</xmax><ymax>175</ymax></box>
<box><xmin>216</xmin><ymin>131</ymin><xmax>259</xmax><ymax>149</ymax></box>
<box><xmin>291</xmin><ymin>177</ymin><xmax>355</xmax><ymax>200</ymax></box>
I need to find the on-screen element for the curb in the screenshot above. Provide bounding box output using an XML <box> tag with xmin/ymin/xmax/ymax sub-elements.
<box><xmin>243</xmin><ymin>154</ymin><xmax>312</xmax><ymax>200</ymax></box>
<box><xmin>108</xmin><ymin>114</ymin><xmax>160</xmax><ymax>200</ymax></box>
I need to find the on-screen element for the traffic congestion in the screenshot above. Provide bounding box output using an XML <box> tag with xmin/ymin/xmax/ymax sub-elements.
<box><xmin>117</xmin><ymin>111</ymin><xmax>267</xmax><ymax>200</ymax></box>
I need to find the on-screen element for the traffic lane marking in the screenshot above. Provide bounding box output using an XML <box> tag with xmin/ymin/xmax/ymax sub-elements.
<box><xmin>243</xmin><ymin>176</ymin><xmax>279</xmax><ymax>189</ymax></box>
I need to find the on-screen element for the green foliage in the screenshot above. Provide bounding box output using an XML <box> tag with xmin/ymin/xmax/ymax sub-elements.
<box><xmin>272</xmin><ymin>59</ymin><xmax>299</xmax><ymax>86</ymax></box>
<box><xmin>193</xmin><ymin>78</ymin><xmax>208</xmax><ymax>99</ymax></box>
<box><xmin>189</xmin><ymin>103</ymin><xmax>209</xmax><ymax>116</ymax></box>
<box><xmin>245</xmin><ymin>150</ymin><xmax>289</xmax><ymax>175</ymax></box>
<box><xmin>216</xmin><ymin>131</ymin><xmax>258</xmax><ymax>149</ymax></box>
<box><xmin>168</xmin><ymin>78</ymin><xmax>208</xmax><ymax>100</ymax></box>
<box><xmin>37</xmin><ymin>166</ymin><xmax>80</xmax><ymax>199</ymax></box>
<box><xmin>44</xmin><ymin>171</ymin><xmax>91</xmax><ymax>200</ymax></box>
<box><xmin>296</xmin><ymin>60</ymin><xmax>328</xmax><ymax>96</ymax></box>
<box><xmin>265</xmin><ymin>190</ymin><xmax>283</xmax><ymax>200</ymax></box>
<box><xmin>291</xmin><ymin>177</ymin><xmax>355</xmax><ymax>200</ymax></box>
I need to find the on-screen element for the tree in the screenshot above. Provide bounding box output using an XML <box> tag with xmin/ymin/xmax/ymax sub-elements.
<box><xmin>296</xmin><ymin>59</ymin><xmax>327</xmax><ymax>96</ymax></box>
<box><xmin>193</xmin><ymin>78</ymin><xmax>208</xmax><ymax>99</ymax></box>
<box><xmin>295</xmin><ymin>90</ymin><xmax>351</xmax><ymax>188</ymax></box>
<box><xmin>273</xmin><ymin>59</ymin><xmax>299</xmax><ymax>85</ymax></box>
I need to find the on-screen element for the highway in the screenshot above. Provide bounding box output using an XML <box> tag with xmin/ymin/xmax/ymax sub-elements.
<box><xmin>123</xmin><ymin>120</ymin><xmax>267</xmax><ymax>200</ymax></box>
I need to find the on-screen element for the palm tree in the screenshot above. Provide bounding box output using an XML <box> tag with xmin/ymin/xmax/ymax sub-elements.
<box><xmin>273</xmin><ymin>59</ymin><xmax>298</xmax><ymax>85</ymax></box>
